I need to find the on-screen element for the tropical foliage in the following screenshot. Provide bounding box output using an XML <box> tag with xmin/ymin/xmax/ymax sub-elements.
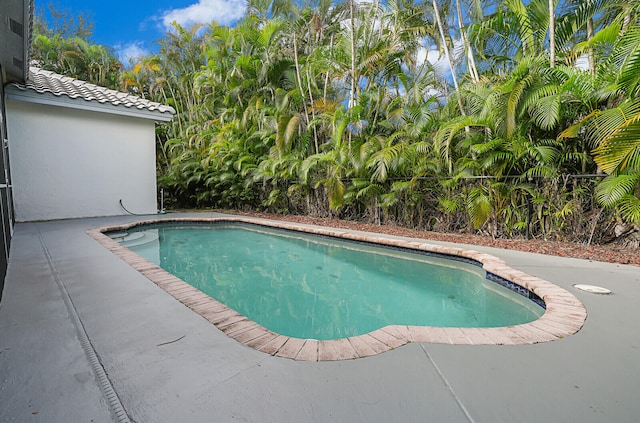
<box><xmin>33</xmin><ymin>0</ymin><xmax>640</xmax><ymax>244</ymax></box>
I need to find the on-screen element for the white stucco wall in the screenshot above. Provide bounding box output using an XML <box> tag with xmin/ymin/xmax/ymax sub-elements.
<box><xmin>6</xmin><ymin>99</ymin><xmax>158</xmax><ymax>221</ymax></box>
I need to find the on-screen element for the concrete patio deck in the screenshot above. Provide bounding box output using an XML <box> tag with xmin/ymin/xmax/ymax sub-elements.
<box><xmin>1</xmin><ymin>213</ymin><xmax>639</xmax><ymax>422</ymax></box>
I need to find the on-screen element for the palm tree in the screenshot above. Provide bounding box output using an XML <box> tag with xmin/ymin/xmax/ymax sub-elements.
<box><xmin>432</xmin><ymin>0</ymin><xmax>465</xmax><ymax>115</ymax></box>
<box><xmin>31</xmin><ymin>33</ymin><xmax>122</xmax><ymax>90</ymax></box>
<box><xmin>126</xmin><ymin>0</ymin><xmax>638</xmax><ymax>236</ymax></box>
<box><xmin>560</xmin><ymin>19</ymin><xmax>640</xmax><ymax>223</ymax></box>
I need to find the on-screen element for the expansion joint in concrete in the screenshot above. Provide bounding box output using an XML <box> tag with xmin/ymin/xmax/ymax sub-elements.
<box><xmin>35</xmin><ymin>224</ymin><xmax>132</xmax><ymax>423</ymax></box>
<box><xmin>420</xmin><ymin>344</ymin><xmax>475</xmax><ymax>423</ymax></box>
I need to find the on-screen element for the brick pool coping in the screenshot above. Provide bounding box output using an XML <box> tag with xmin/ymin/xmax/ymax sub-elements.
<box><xmin>87</xmin><ymin>217</ymin><xmax>587</xmax><ymax>361</ymax></box>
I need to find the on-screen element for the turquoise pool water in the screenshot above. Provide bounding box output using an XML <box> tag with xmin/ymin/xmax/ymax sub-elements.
<box><xmin>118</xmin><ymin>223</ymin><xmax>544</xmax><ymax>340</ymax></box>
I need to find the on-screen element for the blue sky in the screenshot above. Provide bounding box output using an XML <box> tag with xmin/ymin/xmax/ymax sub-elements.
<box><xmin>36</xmin><ymin>0</ymin><xmax>247</xmax><ymax>63</ymax></box>
<box><xmin>36</xmin><ymin>0</ymin><xmax>457</xmax><ymax>78</ymax></box>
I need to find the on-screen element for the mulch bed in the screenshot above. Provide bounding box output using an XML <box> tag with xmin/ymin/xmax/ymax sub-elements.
<box><xmin>223</xmin><ymin>210</ymin><xmax>640</xmax><ymax>267</ymax></box>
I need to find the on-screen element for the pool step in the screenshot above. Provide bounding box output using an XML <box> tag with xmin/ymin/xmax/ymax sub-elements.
<box><xmin>109</xmin><ymin>230</ymin><xmax>159</xmax><ymax>248</ymax></box>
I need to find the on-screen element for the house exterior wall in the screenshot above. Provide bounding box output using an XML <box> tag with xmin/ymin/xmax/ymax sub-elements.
<box><xmin>0</xmin><ymin>64</ymin><xmax>15</xmax><ymax>299</ymax></box>
<box><xmin>6</xmin><ymin>99</ymin><xmax>158</xmax><ymax>222</ymax></box>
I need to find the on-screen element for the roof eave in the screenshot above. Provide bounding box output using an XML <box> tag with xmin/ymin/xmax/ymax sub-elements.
<box><xmin>6</xmin><ymin>85</ymin><xmax>175</xmax><ymax>122</ymax></box>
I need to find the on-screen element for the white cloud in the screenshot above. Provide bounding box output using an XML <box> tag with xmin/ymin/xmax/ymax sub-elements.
<box><xmin>161</xmin><ymin>0</ymin><xmax>246</xmax><ymax>29</ymax></box>
<box><xmin>417</xmin><ymin>37</ymin><xmax>467</xmax><ymax>82</ymax></box>
<box><xmin>425</xmin><ymin>48</ymin><xmax>451</xmax><ymax>76</ymax></box>
<box><xmin>115</xmin><ymin>42</ymin><xmax>150</xmax><ymax>65</ymax></box>
<box><xmin>415</xmin><ymin>39</ymin><xmax>457</xmax><ymax>100</ymax></box>
<box><xmin>574</xmin><ymin>54</ymin><xmax>590</xmax><ymax>71</ymax></box>
<box><xmin>417</xmin><ymin>42</ymin><xmax>449</xmax><ymax>78</ymax></box>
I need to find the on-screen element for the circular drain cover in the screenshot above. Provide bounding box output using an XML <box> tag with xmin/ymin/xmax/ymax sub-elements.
<box><xmin>574</xmin><ymin>284</ymin><xmax>612</xmax><ymax>295</ymax></box>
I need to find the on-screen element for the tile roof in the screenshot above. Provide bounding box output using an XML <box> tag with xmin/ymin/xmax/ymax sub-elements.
<box><xmin>13</xmin><ymin>67</ymin><xmax>175</xmax><ymax>118</ymax></box>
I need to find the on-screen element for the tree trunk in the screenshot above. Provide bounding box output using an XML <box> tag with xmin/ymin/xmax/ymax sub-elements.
<box><xmin>622</xmin><ymin>5</ymin><xmax>631</xmax><ymax>30</ymax></box>
<box><xmin>323</xmin><ymin>34</ymin><xmax>334</xmax><ymax>104</ymax></box>
<box><xmin>292</xmin><ymin>33</ymin><xmax>311</xmax><ymax>150</ymax></box>
<box><xmin>586</xmin><ymin>17</ymin><xmax>595</xmax><ymax>75</ymax></box>
<box><xmin>549</xmin><ymin>0</ymin><xmax>555</xmax><ymax>68</ymax></box>
<box><xmin>349</xmin><ymin>0</ymin><xmax>357</xmax><ymax>110</ymax></box>
<box><xmin>455</xmin><ymin>0</ymin><xmax>479</xmax><ymax>83</ymax></box>
<box><xmin>348</xmin><ymin>0</ymin><xmax>357</xmax><ymax>147</ymax></box>
<box><xmin>306</xmin><ymin>67</ymin><xmax>319</xmax><ymax>154</ymax></box>
<box><xmin>432</xmin><ymin>0</ymin><xmax>465</xmax><ymax>116</ymax></box>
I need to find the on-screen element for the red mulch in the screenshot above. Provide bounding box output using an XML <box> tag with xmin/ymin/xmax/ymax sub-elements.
<box><xmin>224</xmin><ymin>210</ymin><xmax>640</xmax><ymax>267</ymax></box>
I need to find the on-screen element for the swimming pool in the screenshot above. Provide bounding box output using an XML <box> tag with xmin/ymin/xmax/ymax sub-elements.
<box><xmin>114</xmin><ymin>222</ymin><xmax>543</xmax><ymax>339</ymax></box>
<box><xmin>89</xmin><ymin>217</ymin><xmax>587</xmax><ymax>361</ymax></box>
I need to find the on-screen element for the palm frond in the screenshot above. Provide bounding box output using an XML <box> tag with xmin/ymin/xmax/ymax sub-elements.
<box><xmin>466</xmin><ymin>185</ymin><xmax>492</xmax><ymax>229</ymax></box>
<box><xmin>529</xmin><ymin>92</ymin><xmax>562</xmax><ymax>130</ymax></box>
<box><xmin>616</xmin><ymin>194</ymin><xmax>640</xmax><ymax>224</ymax></box>
<box><xmin>592</xmin><ymin>112</ymin><xmax>640</xmax><ymax>173</ymax></box>
<box><xmin>595</xmin><ymin>173</ymin><xmax>640</xmax><ymax>207</ymax></box>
